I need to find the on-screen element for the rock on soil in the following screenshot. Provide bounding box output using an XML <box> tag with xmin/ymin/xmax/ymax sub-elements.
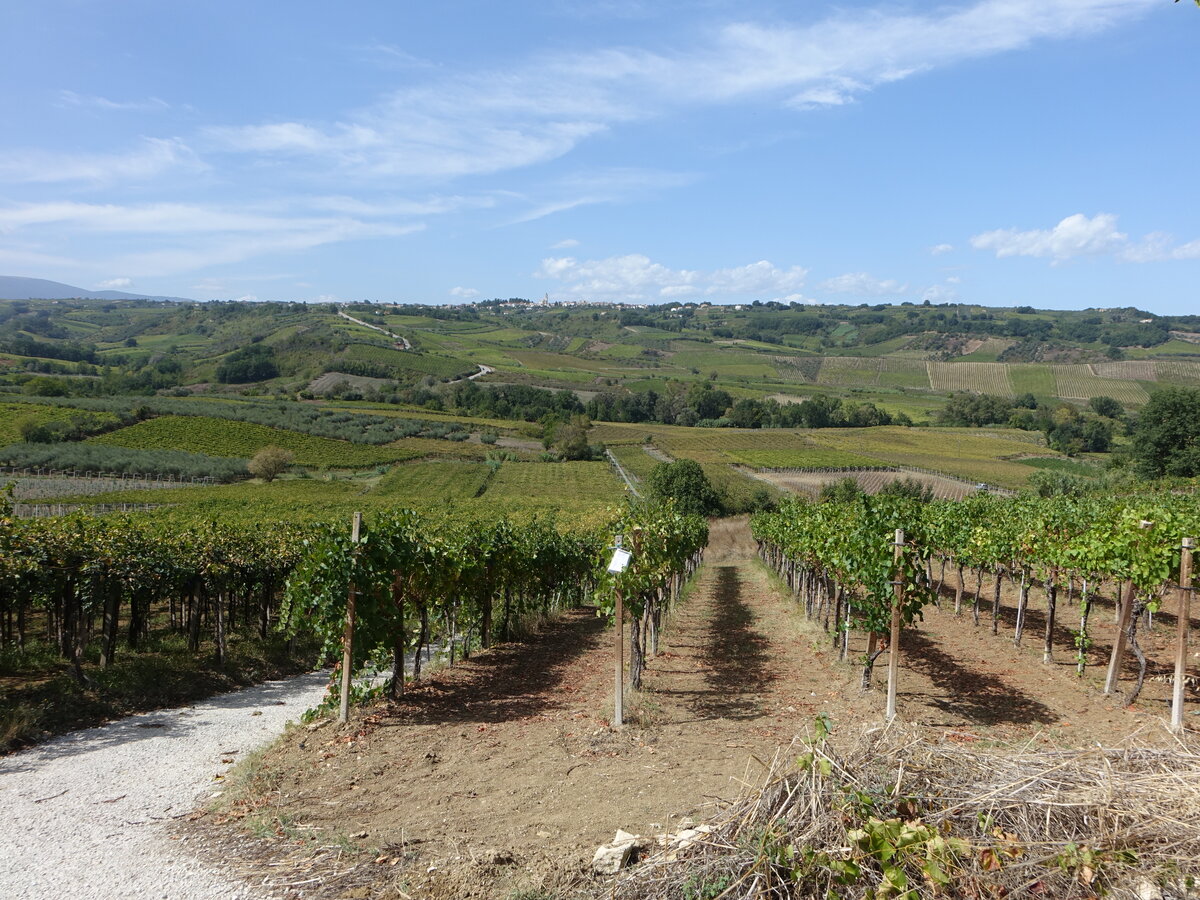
<box><xmin>0</xmin><ymin>672</ymin><xmax>329</xmax><ymax>900</ymax></box>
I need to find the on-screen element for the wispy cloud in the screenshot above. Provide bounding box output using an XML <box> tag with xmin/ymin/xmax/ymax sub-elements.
<box><xmin>535</xmin><ymin>253</ymin><xmax>807</xmax><ymax>300</ymax></box>
<box><xmin>58</xmin><ymin>90</ymin><xmax>171</xmax><ymax>112</ymax></box>
<box><xmin>306</xmin><ymin>194</ymin><xmax>493</xmax><ymax>217</ymax></box>
<box><xmin>506</xmin><ymin>168</ymin><xmax>697</xmax><ymax>224</ymax></box>
<box><xmin>0</xmin><ymin>246</ymin><xmax>81</xmax><ymax>271</ymax></box>
<box><xmin>449</xmin><ymin>286</ymin><xmax>480</xmax><ymax>299</ymax></box>
<box><xmin>96</xmin><ymin>277</ymin><xmax>132</xmax><ymax>289</ymax></box>
<box><xmin>930</xmin><ymin>243</ymin><xmax>954</xmax><ymax>255</ymax></box>
<box><xmin>203</xmin><ymin>0</ymin><xmax>1154</xmax><ymax>180</ymax></box>
<box><xmin>112</xmin><ymin>222</ymin><xmax>424</xmax><ymax>277</ymax></box>
<box><xmin>819</xmin><ymin>272</ymin><xmax>907</xmax><ymax>296</ymax></box>
<box><xmin>0</xmin><ymin>200</ymin><xmax>423</xmax><ymax>276</ymax></box>
<box><xmin>551</xmin><ymin>238</ymin><xmax>580</xmax><ymax>249</ymax></box>
<box><xmin>358</xmin><ymin>43</ymin><xmax>438</xmax><ymax>70</ymax></box>
<box><xmin>0</xmin><ymin>138</ymin><xmax>202</xmax><ymax>185</ymax></box>
<box><xmin>971</xmin><ymin>212</ymin><xmax>1200</xmax><ymax>263</ymax></box>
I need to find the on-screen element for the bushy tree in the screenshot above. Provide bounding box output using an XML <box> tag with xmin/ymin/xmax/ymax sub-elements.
<box><xmin>646</xmin><ymin>459</ymin><xmax>718</xmax><ymax>517</ymax></box>
<box><xmin>1133</xmin><ymin>387</ymin><xmax>1200</xmax><ymax>478</ymax></box>
<box><xmin>1043</xmin><ymin>406</ymin><xmax>1113</xmax><ymax>455</ymax></box>
<box><xmin>248</xmin><ymin>445</ymin><xmax>294</xmax><ymax>482</ymax></box>
<box><xmin>1089</xmin><ymin>395</ymin><xmax>1124</xmax><ymax>419</ymax></box>
<box><xmin>554</xmin><ymin>415</ymin><xmax>596</xmax><ymax>460</ymax></box>
<box><xmin>936</xmin><ymin>393</ymin><xmax>1015</xmax><ymax>427</ymax></box>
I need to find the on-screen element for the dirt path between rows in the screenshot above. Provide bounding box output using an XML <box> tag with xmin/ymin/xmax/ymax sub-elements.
<box><xmin>197</xmin><ymin>518</ymin><xmax>1164</xmax><ymax>899</ymax></box>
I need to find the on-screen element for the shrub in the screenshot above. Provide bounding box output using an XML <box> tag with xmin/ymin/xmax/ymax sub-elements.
<box><xmin>247</xmin><ymin>446</ymin><xmax>294</xmax><ymax>482</ymax></box>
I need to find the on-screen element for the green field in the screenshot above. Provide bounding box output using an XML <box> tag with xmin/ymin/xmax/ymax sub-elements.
<box><xmin>337</xmin><ymin>343</ymin><xmax>473</xmax><ymax>378</ymax></box>
<box><xmin>724</xmin><ymin>448</ymin><xmax>885</xmax><ymax>468</ymax></box>
<box><xmin>0</xmin><ymin>402</ymin><xmax>121</xmax><ymax>445</ymax></box>
<box><xmin>373</xmin><ymin>459</ymin><xmax>492</xmax><ymax>502</ymax></box>
<box><xmin>486</xmin><ymin>460</ymin><xmax>623</xmax><ymax>505</ymax></box>
<box><xmin>608</xmin><ymin>445</ymin><xmax>662</xmax><ymax>480</ymax></box>
<box><xmin>88</xmin><ymin>416</ymin><xmax>418</xmax><ymax>467</ymax></box>
<box><xmin>804</xmin><ymin>427</ymin><xmax>1050</xmax><ymax>488</ymax></box>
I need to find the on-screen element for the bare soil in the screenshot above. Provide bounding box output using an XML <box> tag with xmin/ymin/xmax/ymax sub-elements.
<box><xmin>194</xmin><ymin>518</ymin><xmax>1193</xmax><ymax>899</ymax></box>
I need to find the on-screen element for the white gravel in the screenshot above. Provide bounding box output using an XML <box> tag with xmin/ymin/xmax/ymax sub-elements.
<box><xmin>0</xmin><ymin>672</ymin><xmax>331</xmax><ymax>900</ymax></box>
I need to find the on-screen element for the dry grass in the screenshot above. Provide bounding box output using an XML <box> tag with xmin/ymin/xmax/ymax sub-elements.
<box><xmin>611</xmin><ymin>724</ymin><xmax>1200</xmax><ymax>899</ymax></box>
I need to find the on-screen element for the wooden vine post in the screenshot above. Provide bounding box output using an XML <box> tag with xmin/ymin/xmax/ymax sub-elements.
<box><xmin>1104</xmin><ymin>581</ymin><xmax>1136</xmax><ymax>695</ymax></box>
<box><xmin>886</xmin><ymin>528</ymin><xmax>904</xmax><ymax>722</ymax></box>
<box><xmin>613</xmin><ymin>586</ymin><xmax>624</xmax><ymax>728</ymax></box>
<box><xmin>1171</xmin><ymin>537</ymin><xmax>1195</xmax><ymax>734</ymax></box>
<box><xmin>338</xmin><ymin>511</ymin><xmax>363</xmax><ymax>725</ymax></box>
<box><xmin>1104</xmin><ymin>519</ymin><xmax>1153</xmax><ymax>696</ymax></box>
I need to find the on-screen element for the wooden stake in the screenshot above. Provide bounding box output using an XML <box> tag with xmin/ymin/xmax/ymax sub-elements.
<box><xmin>1104</xmin><ymin>580</ymin><xmax>1135</xmax><ymax>695</ymax></box>
<box><xmin>886</xmin><ymin>528</ymin><xmax>904</xmax><ymax>722</ymax></box>
<box><xmin>614</xmin><ymin>588</ymin><xmax>624</xmax><ymax>728</ymax></box>
<box><xmin>338</xmin><ymin>511</ymin><xmax>362</xmax><ymax>725</ymax></box>
<box><xmin>1171</xmin><ymin>537</ymin><xmax>1194</xmax><ymax>734</ymax></box>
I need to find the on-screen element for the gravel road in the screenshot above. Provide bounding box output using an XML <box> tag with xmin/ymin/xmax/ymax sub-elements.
<box><xmin>0</xmin><ymin>672</ymin><xmax>331</xmax><ymax>900</ymax></box>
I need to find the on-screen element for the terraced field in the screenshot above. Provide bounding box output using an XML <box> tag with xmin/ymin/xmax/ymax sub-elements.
<box><xmin>1154</xmin><ymin>360</ymin><xmax>1200</xmax><ymax>385</ymax></box>
<box><xmin>816</xmin><ymin>356</ymin><xmax>929</xmax><ymax>389</ymax></box>
<box><xmin>803</xmin><ymin>426</ymin><xmax>1048</xmax><ymax>488</ymax></box>
<box><xmin>1091</xmin><ymin>360</ymin><xmax>1159</xmax><ymax>381</ymax></box>
<box><xmin>1050</xmin><ymin>365</ymin><xmax>1150</xmax><ymax>405</ymax></box>
<box><xmin>927</xmin><ymin>361</ymin><xmax>1013</xmax><ymax>395</ymax></box>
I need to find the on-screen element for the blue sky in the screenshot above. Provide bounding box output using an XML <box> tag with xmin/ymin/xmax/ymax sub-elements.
<box><xmin>1</xmin><ymin>0</ymin><xmax>1197</xmax><ymax>313</ymax></box>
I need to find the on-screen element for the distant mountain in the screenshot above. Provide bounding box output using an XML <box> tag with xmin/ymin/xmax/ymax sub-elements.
<box><xmin>0</xmin><ymin>276</ymin><xmax>194</xmax><ymax>303</ymax></box>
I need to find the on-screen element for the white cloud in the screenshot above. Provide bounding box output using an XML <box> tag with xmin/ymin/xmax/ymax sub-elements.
<box><xmin>551</xmin><ymin>238</ymin><xmax>580</xmax><ymax>249</ymax></box>
<box><xmin>971</xmin><ymin>212</ymin><xmax>1127</xmax><ymax>261</ymax></box>
<box><xmin>97</xmin><ymin>277</ymin><xmax>132</xmax><ymax>289</ymax></box>
<box><xmin>818</xmin><ymin>272</ymin><xmax>906</xmax><ymax>296</ymax></box>
<box><xmin>535</xmin><ymin>253</ymin><xmax>807</xmax><ymax>300</ymax></box>
<box><xmin>203</xmin><ymin>0</ymin><xmax>1154</xmax><ymax>180</ymax></box>
<box><xmin>0</xmin><ymin>138</ymin><xmax>202</xmax><ymax>185</ymax></box>
<box><xmin>449</xmin><ymin>286</ymin><xmax>480</xmax><ymax>299</ymax></box>
<box><xmin>930</xmin><ymin>243</ymin><xmax>954</xmax><ymax>255</ymax></box>
<box><xmin>58</xmin><ymin>90</ymin><xmax>170</xmax><ymax>112</ymax></box>
<box><xmin>971</xmin><ymin>212</ymin><xmax>1200</xmax><ymax>263</ymax></box>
